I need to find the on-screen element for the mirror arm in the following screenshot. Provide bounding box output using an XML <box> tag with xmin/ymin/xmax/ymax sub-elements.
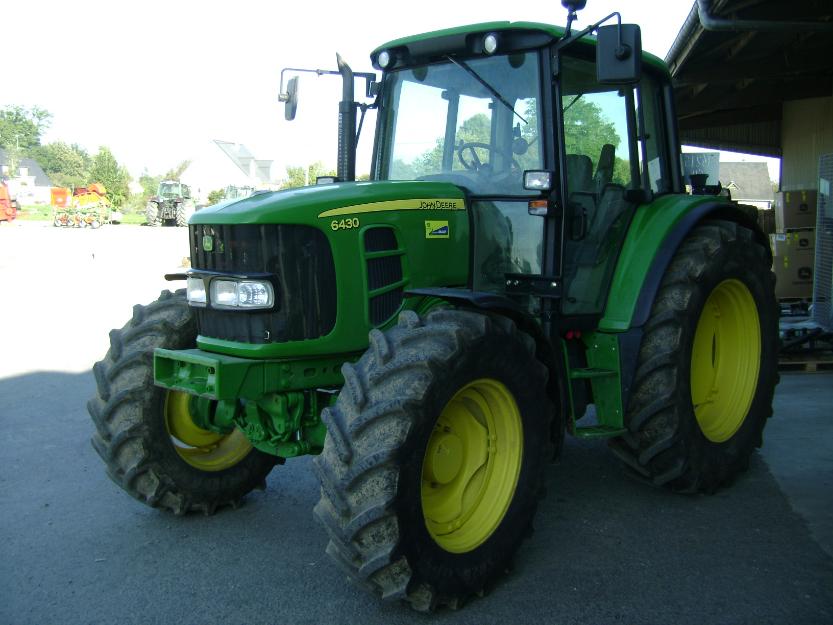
<box><xmin>555</xmin><ymin>11</ymin><xmax>621</xmax><ymax>52</ymax></box>
<box><xmin>279</xmin><ymin>67</ymin><xmax>342</xmax><ymax>101</ymax></box>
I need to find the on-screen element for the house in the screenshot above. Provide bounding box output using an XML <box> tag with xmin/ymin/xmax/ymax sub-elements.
<box><xmin>718</xmin><ymin>162</ymin><xmax>775</xmax><ymax>209</ymax></box>
<box><xmin>0</xmin><ymin>147</ymin><xmax>53</xmax><ymax>204</ymax></box>
<box><xmin>179</xmin><ymin>140</ymin><xmax>275</xmax><ymax>204</ymax></box>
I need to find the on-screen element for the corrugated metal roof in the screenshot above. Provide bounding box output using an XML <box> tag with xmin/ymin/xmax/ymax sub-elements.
<box><xmin>666</xmin><ymin>0</ymin><xmax>833</xmax><ymax>156</ymax></box>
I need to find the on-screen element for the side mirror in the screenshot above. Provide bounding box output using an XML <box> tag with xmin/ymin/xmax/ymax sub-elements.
<box><xmin>283</xmin><ymin>76</ymin><xmax>299</xmax><ymax>121</ymax></box>
<box><xmin>596</xmin><ymin>24</ymin><xmax>642</xmax><ymax>85</ymax></box>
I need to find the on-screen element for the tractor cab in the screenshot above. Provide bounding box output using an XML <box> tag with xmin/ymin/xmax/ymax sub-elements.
<box><xmin>366</xmin><ymin>19</ymin><xmax>681</xmax><ymax>321</ymax></box>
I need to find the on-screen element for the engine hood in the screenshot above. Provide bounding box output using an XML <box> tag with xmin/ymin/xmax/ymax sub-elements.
<box><xmin>191</xmin><ymin>180</ymin><xmax>467</xmax><ymax>225</ymax></box>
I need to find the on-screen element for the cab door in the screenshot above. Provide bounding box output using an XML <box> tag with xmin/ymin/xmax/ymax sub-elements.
<box><xmin>557</xmin><ymin>53</ymin><xmax>670</xmax><ymax>317</ymax></box>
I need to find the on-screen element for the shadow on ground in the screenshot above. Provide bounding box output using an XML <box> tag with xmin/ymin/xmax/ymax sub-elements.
<box><xmin>1</xmin><ymin>370</ymin><xmax>831</xmax><ymax>625</ymax></box>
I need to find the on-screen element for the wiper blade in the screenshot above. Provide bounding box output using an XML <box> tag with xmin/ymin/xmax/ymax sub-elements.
<box><xmin>446</xmin><ymin>56</ymin><xmax>527</xmax><ymax>125</ymax></box>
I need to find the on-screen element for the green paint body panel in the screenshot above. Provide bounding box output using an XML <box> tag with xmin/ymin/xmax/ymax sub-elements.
<box><xmin>568</xmin><ymin>332</ymin><xmax>627</xmax><ymax>439</ymax></box>
<box><xmin>191</xmin><ymin>181</ymin><xmax>469</xmax><ymax>359</ymax></box>
<box><xmin>600</xmin><ymin>194</ymin><xmax>717</xmax><ymax>332</ymax></box>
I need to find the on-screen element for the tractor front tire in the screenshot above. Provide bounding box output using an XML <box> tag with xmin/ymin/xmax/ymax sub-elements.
<box><xmin>612</xmin><ymin>220</ymin><xmax>778</xmax><ymax>493</ymax></box>
<box><xmin>314</xmin><ymin>309</ymin><xmax>554</xmax><ymax>611</ymax></box>
<box><xmin>87</xmin><ymin>290</ymin><xmax>276</xmax><ymax>514</ymax></box>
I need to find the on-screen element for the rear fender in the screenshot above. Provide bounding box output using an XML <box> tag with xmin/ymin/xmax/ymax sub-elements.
<box><xmin>600</xmin><ymin>196</ymin><xmax>767</xmax><ymax>332</ymax></box>
<box><xmin>600</xmin><ymin>196</ymin><xmax>768</xmax><ymax>409</ymax></box>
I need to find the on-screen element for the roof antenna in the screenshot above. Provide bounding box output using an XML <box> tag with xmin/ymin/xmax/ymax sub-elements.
<box><xmin>562</xmin><ymin>0</ymin><xmax>587</xmax><ymax>37</ymax></box>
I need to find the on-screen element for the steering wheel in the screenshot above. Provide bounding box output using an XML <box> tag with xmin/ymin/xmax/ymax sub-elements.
<box><xmin>457</xmin><ymin>142</ymin><xmax>494</xmax><ymax>171</ymax></box>
<box><xmin>457</xmin><ymin>142</ymin><xmax>522</xmax><ymax>173</ymax></box>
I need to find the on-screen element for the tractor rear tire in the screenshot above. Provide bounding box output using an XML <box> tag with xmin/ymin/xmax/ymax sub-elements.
<box><xmin>314</xmin><ymin>309</ymin><xmax>554</xmax><ymax>611</ymax></box>
<box><xmin>145</xmin><ymin>205</ymin><xmax>161</xmax><ymax>227</ymax></box>
<box><xmin>611</xmin><ymin>220</ymin><xmax>778</xmax><ymax>493</ymax></box>
<box><xmin>175</xmin><ymin>203</ymin><xmax>189</xmax><ymax>227</ymax></box>
<box><xmin>87</xmin><ymin>289</ymin><xmax>276</xmax><ymax>514</ymax></box>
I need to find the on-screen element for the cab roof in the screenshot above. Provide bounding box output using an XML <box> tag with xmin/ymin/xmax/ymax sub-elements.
<box><xmin>371</xmin><ymin>20</ymin><xmax>669</xmax><ymax>76</ymax></box>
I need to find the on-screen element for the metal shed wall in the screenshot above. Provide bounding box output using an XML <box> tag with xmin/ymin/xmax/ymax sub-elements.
<box><xmin>782</xmin><ymin>95</ymin><xmax>833</xmax><ymax>190</ymax></box>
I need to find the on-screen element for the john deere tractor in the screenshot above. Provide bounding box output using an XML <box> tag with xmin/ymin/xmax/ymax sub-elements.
<box><xmin>89</xmin><ymin>3</ymin><xmax>778</xmax><ymax>611</ymax></box>
<box><xmin>145</xmin><ymin>179</ymin><xmax>195</xmax><ymax>226</ymax></box>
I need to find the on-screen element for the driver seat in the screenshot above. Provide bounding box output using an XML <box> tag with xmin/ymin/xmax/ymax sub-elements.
<box><xmin>594</xmin><ymin>144</ymin><xmax>615</xmax><ymax>195</ymax></box>
<box><xmin>565</xmin><ymin>154</ymin><xmax>594</xmax><ymax>194</ymax></box>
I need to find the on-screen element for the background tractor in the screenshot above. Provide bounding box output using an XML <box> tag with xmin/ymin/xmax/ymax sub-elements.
<box><xmin>145</xmin><ymin>179</ymin><xmax>195</xmax><ymax>226</ymax></box>
<box><xmin>223</xmin><ymin>184</ymin><xmax>257</xmax><ymax>202</ymax></box>
<box><xmin>89</xmin><ymin>3</ymin><xmax>778</xmax><ymax>612</ymax></box>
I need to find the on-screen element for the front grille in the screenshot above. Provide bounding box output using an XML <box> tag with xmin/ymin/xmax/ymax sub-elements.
<box><xmin>190</xmin><ymin>224</ymin><xmax>337</xmax><ymax>343</ymax></box>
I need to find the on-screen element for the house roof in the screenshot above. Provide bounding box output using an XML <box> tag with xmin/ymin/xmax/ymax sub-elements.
<box><xmin>718</xmin><ymin>161</ymin><xmax>773</xmax><ymax>200</ymax></box>
<box><xmin>213</xmin><ymin>140</ymin><xmax>272</xmax><ymax>184</ymax></box>
<box><xmin>0</xmin><ymin>147</ymin><xmax>53</xmax><ymax>186</ymax></box>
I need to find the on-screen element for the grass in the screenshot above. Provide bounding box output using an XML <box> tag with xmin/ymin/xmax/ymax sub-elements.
<box><xmin>120</xmin><ymin>213</ymin><xmax>146</xmax><ymax>225</ymax></box>
<box><xmin>18</xmin><ymin>204</ymin><xmax>146</xmax><ymax>225</ymax></box>
<box><xmin>17</xmin><ymin>205</ymin><xmax>53</xmax><ymax>220</ymax></box>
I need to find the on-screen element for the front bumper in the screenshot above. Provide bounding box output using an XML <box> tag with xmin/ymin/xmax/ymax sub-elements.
<box><xmin>153</xmin><ymin>347</ymin><xmax>353</xmax><ymax>400</ymax></box>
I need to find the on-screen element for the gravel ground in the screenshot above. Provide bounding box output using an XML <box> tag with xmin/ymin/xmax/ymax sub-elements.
<box><xmin>1</xmin><ymin>220</ymin><xmax>831</xmax><ymax>625</ymax></box>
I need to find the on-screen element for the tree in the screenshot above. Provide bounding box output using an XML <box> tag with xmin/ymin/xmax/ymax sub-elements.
<box><xmin>164</xmin><ymin>160</ymin><xmax>191</xmax><ymax>180</ymax></box>
<box><xmin>207</xmin><ymin>188</ymin><xmax>226</xmax><ymax>205</ymax></box>
<box><xmin>0</xmin><ymin>106</ymin><xmax>51</xmax><ymax>153</ymax></box>
<box><xmin>28</xmin><ymin>142</ymin><xmax>91</xmax><ymax>188</ymax></box>
<box><xmin>138</xmin><ymin>170</ymin><xmax>161</xmax><ymax>196</ymax></box>
<box><xmin>563</xmin><ymin>98</ymin><xmax>620</xmax><ymax>158</ymax></box>
<box><xmin>563</xmin><ymin>98</ymin><xmax>632</xmax><ymax>186</ymax></box>
<box><xmin>282</xmin><ymin>161</ymin><xmax>336</xmax><ymax>189</ymax></box>
<box><xmin>411</xmin><ymin>113</ymin><xmax>492</xmax><ymax>177</ymax></box>
<box><xmin>88</xmin><ymin>147</ymin><xmax>131</xmax><ymax>207</ymax></box>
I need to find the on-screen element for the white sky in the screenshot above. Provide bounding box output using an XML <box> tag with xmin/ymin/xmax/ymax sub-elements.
<box><xmin>3</xmin><ymin>0</ymin><xmax>777</xmax><ymax>183</ymax></box>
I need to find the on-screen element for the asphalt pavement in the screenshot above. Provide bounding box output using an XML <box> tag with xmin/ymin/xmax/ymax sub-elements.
<box><xmin>1</xmin><ymin>221</ymin><xmax>831</xmax><ymax>625</ymax></box>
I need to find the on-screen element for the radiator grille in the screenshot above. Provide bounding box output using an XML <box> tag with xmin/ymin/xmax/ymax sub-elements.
<box><xmin>189</xmin><ymin>224</ymin><xmax>337</xmax><ymax>343</ymax></box>
<box><xmin>363</xmin><ymin>227</ymin><xmax>404</xmax><ymax>325</ymax></box>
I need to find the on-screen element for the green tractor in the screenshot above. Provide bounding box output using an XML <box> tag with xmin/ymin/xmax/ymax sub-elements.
<box><xmin>89</xmin><ymin>3</ymin><xmax>778</xmax><ymax>612</ymax></box>
<box><xmin>145</xmin><ymin>179</ymin><xmax>195</xmax><ymax>227</ymax></box>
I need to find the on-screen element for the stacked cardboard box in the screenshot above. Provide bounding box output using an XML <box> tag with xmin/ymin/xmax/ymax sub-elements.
<box><xmin>775</xmin><ymin>190</ymin><xmax>817</xmax><ymax>231</ymax></box>
<box><xmin>771</xmin><ymin>190</ymin><xmax>818</xmax><ymax>299</ymax></box>
<box><xmin>770</xmin><ymin>230</ymin><xmax>815</xmax><ymax>298</ymax></box>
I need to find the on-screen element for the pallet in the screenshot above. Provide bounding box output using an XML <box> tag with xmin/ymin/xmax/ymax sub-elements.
<box><xmin>778</xmin><ymin>353</ymin><xmax>833</xmax><ymax>372</ymax></box>
<box><xmin>778</xmin><ymin>298</ymin><xmax>812</xmax><ymax>317</ymax></box>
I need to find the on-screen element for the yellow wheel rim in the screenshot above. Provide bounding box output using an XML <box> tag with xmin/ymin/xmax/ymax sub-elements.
<box><xmin>690</xmin><ymin>279</ymin><xmax>761</xmax><ymax>443</ymax></box>
<box><xmin>164</xmin><ymin>391</ymin><xmax>252</xmax><ymax>471</ymax></box>
<box><xmin>421</xmin><ymin>378</ymin><xmax>523</xmax><ymax>553</ymax></box>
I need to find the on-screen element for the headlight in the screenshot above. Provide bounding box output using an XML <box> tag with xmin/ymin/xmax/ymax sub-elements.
<box><xmin>483</xmin><ymin>33</ymin><xmax>499</xmax><ymax>55</ymax></box>
<box><xmin>186</xmin><ymin>277</ymin><xmax>207</xmax><ymax>306</ymax></box>
<box><xmin>210</xmin><ymin>279</ymin><xmax>274</xmax><ymax>309</ymax></box>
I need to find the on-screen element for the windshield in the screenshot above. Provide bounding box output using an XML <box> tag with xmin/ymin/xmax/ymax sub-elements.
<box><xmin>378</xmin><ymin>51</ymin><xmax>543</xmax><ymax>196</ymax></box>
<box><xmin>159</xmin><ymin>182</ymin><xmax>181</xmax><ymax>197</ymax></box>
